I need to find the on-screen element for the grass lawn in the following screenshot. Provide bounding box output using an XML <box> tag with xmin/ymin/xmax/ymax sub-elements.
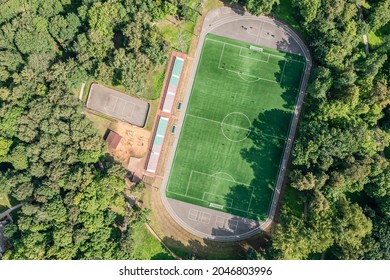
<box><xmin>367</xmin><ymin>23</ymin><xmax>389</xmax><ymax>50</ymax></box>
<box><xmin>166</xmin><ymin>34</ymin><xmax>306</xmax><ymax>221</ymax></box>
<box><xmin>131</xmin><ymin>224</ymin><xmax>175</xmax><ymax>260</ymax></box>
<box><xmin>85</xmin><ymin>112</ymin><xmax>112</xmax><ymax>136</ymax></box>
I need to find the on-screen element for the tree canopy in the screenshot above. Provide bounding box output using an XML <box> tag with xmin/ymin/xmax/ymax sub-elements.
<box><xmin>0</xmin><ymin>0</ymin><xmax>189</xmax><ymax>260</ymax></box>
<box><xmin>260</xmin><ymin>0</ymin><xmax>390</xmax><ymax>260</ymax></box>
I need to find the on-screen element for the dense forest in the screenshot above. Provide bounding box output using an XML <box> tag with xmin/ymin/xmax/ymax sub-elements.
<box><xmin>0</xmin><ymin>0</ymin><xmax>191</xmax><ymax>259</ymax></box>
<box><xmin>0</xmin><ymin>0</ymin><xmax>389</xmax><ymax>260</ymax></box>
<box><xmin>258</xmin><ymin>0</ymin><xmax>389</xmax><ymax>260</ymax></box>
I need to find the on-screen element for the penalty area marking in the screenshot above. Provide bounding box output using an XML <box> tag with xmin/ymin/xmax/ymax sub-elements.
<box><xmin>208</xmin><ymin>37</ymin><xmax>300</xmax><ymax>84</ymax></box>
<box><xmin>202</xmin><ymin>192</ymin><xmax>233</xmax><ymax>208</ymax></box>
<box><xmin>239</xmin><ymin>47</ymin><xmax>270</xmax><ymax>63</ymax></box>
<box><xmin>212</xmin><ymin>172</ymin><xmax>236</xmax><ymax>182</ymax></box>
<box><xmin>183</xmin><ymin>170</ymin><xmax>256</xmax><ymax>213</ymax></box>
<box><xmin>209</xmin><ymin>203</ymin><xmax>224</xmax><ymax>209</ymax></box>
<box><xmin>206</xmin><ymin>37</ymin><xmax>305</xmax><ymax>64</ymax></box>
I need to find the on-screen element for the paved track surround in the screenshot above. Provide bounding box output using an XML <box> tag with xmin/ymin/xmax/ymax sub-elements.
<box><xmin>160</xmin><ymin>7</ymin><xmax>312</xmax><ymax>241</ymax></box>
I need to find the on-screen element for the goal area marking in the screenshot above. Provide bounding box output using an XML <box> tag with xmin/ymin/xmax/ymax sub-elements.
<box><xmin>209</xmin><ymin>203</ymin><xmax>224</xmax><ymax>209</ymax></box>
<box><xmin>250</xmin><ymin>45</ymin><xmax>263</xmax><ymax>52</ymax></box>
<box><xmin>181</xmin><ymin>170</ymin><xmax>258</xmax><ymax>214</ymax></box>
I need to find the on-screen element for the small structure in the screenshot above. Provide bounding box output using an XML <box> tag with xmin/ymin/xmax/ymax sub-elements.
<box><xmin>104</xmin><ymin>130</ymin><xmax>122</xmax><ymax>149</ymax></box>
<box><xmin>162</xmin><ymin>57</ymin><xmax>185</xmax><ymax>114</ymax></box>
<box><xmin>146</xmin><ymin>117</ymin><xmax>169</xmax><ymax>173</ymax></box>
<box><xmin>128</xmin><ymin>157</ymin><xmax>144</xmax><ymax>183</ymax></box>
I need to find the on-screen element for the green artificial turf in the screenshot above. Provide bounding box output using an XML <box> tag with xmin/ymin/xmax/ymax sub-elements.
<box><xmin>166</xmin><ymin>33</ymin><xmax>306</xmax><ymax>221</ymax></box>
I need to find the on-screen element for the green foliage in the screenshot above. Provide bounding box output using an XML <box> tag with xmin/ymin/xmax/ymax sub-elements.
<box><xmin>231</xmin><ymin>0</ymin><xmax>280</xmax><ymax>15</ymax></box>
<box><xmin>0</xmin><ymin>136</ymin><xmax>12</xmax><ymax>156</ymax></box>
<box><xmin>49</xmin><ymin>13</ymin><xmax>81</xmax><ymax>48</ymax></box>
<box><xmin>0</xmin><ymin>0</ymin><xmax>174</xmax><ymax>259</ymax></box>
<box><xmin>268</xmin><ymin>0</ymin><xmax>390</xmax><ymax>260</ymax></box>
<box><xmin>3</xmin><ymin>223</ymin><xmax>18</xmax><ymax>239</ymax></box>
<box><xmin>368</xmin><ymin>0</ymin><xmax>390</xmax><ymax>32</ymax></box>
<box><xmin>291</xmin><ymin>0</ymin><xmax>320</xmax><ymax>27</ymax></box>
<box><xmin>14</xmin><ymin>29</ymin><xmax>55</xmax><ymax>56</ymax></box>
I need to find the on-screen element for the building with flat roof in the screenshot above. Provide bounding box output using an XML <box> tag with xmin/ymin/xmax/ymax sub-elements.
<box><xmin>104</xmin><ymin>130</ymin><xmax>122</xmax><ymax>149</ymax></box>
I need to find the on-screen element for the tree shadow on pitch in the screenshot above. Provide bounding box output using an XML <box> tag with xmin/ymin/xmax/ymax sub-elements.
<box><xmin>223</xmin><ymin>109</ymin><xmax>291</xmax><ymax>221</ymax></box>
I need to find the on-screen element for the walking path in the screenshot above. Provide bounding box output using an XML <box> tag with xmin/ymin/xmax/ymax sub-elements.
<box><xmin>0</xmin><ymin>203</ymin><xmax>23</xmax><ymax>221</ymax></box>
<box><xmin>79</xmin><ymin>82</ymin><xmax>86</xmax><ymax>101</ymax></box>
<box><xmin>358</xmin><ymin>5</ymin><xmax>370</xmax><ymax>54</ymax></box>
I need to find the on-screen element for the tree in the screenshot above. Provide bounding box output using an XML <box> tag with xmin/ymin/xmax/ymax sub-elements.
<box><xmin>331</xmin><ymin>198</ymin><xmax>373</xmax><ymax>259</ymax></box>
<box><xmin>230</xmin><ymin>0</ymin><xmax>280</xmax><ymax>16</ymax></box>
<box><xmin>291</xmin><ymin>0</ymin><xmax>320</xmax><ymax>27</ymax></box>
<box><xmin>49</xmin><ymin>13</ymin><xmax>81</xmax><ymax>48</ymax></box>
<box><xmin>368</xmin><ymin>0</ymin><xmax>390</xmax><ymax>32</ymax></box>
<box><xmin>271</xmin><ymin>215</ymin><xmax>311</xmax><ymax>259</ymax></box>
<box><xmin>0</xmin><ymin>136</ymin><xmax>12</xmax><ymax>156</ymax></box>
<box><xmin>14</xmin><ymin>29</ymin><xmax>55</xmax><ymax>56</ymax></box>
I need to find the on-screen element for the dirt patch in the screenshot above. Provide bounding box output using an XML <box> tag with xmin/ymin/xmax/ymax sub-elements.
<box><xmin>109</xmin><ymin>121</ymin><xmax>151</xmax><ymax>165</ymax></box>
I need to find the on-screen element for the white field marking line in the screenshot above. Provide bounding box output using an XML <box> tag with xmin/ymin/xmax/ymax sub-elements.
<box><xmin>167</xmin><ymin>190</ymin><xmax>259</xmax><ymax>216</ymax></box>
<box><xmin>187</xmin><ymin>113</ymin><xmax>251</xmax><ymax>132</ymax></box>
<box><xmin>247</xmin><ymin>186</ymin><xmax>256</xmax><ymax>211</ymax></box>
<box><xmin>126</xmin><ymin>102</ymin><xmax>135</xmax><ymax>121</ymax></box>
<box><xmin>218</xmin><ymin>61</ymin><xmax>278</xmax><ymax>84</ymax></box>
<box><xmin>202</xmin><ymin>192</ymin><xmax>233</xmax><ymax>208</ymax></box>
<box><xmin>209</xmin><ymin>203</ymin><xmax>224</xmax><ymax>209</ymax></box>
<box><xmin>193</xmin><ymin>170</ymin><xmax>255</xmax><ymax>210</ymax></box>
<box><xmin>206</xmin><ymin>37</ymin><xmax>306</xmax><ymax>64</ymax></box>
<box><xmin>266</xmin><ymin>60</ymin><xmax>308</xmax><ymax>220</ymax></box>
<box><xmin>218</xmin><ymin>43</ymin><xmax>226</xmax><ymax>69</ymax></box>
<box><xmin>200</xmin><ymin>212</ymin><xmax>211</xmax><ymax>224</ymax></box>
<box><xmin>215</xmin><ymin>216</ymin><xmax>225</xmax><ymax>227</ymax></box>
<box><xmin>239</xmin><ymin>48</ymin><xmax>270</xmax><ymax>63</ymax></box>
<box><xmin>221</xmin><ymin>112</ymin><xmax>252</xmax><ymax>142</ymax></box>
<box><xmin>229</xmin><ymin>220</ymin><xmax>239</xmax><ymax>231</ymax></box>
<box><xmin>221</xmin><ymin>67</ymin><xmax>276</xmax><ymax>83</ymax></box>
<box><xmin>187</xmin><ymin>209</ymin><xmax>199</xmax><ymax>221</ymax></box>
<box><xmin>279</xmin><ymin>60</ymin><xmax>287</xmax><ymax>84</ymax></box>
<box><xmin>186</xmin><ymin>113</ymin><xmax>286</xmax><ymax>141</ymax></box>
<box><xmin>165</xmin><ymin>36</ymin><xmax>211</xmax><ymax>194</ymax></box>
<box><xmin>260</xmin><ymin>29</ymin><xmax>273</xmax><ymax>40</ymax></box>
<box><xmin>256</xmin><ymin>21</ymin><xmax>263</xmax><ymax>45</ymax></box>
<box><xmin>214</xmin><ymin>40</ymin><xmax>278</xmax><ymax>84</ymax></box>
<box><xmin>193</xmin><ymin>170</ymin><xmax>248</xmax><ymax>185</ymax></box>
<box><xmin>185</xmin><ymin>170</ymin><xmax>194</xmax><ymax>196</ymax></box>
<box><xmin>104</xmin><ymin>96</ymin><xmax>118</xmax><ymax>111</ymax></box>
<box><xmin>237</xmin><ymin>72</ymin><xmax>261</xmax><ymax>83</ymax></box>
<box><xmin>212</xmin><ymin>172</ymin><xmax>235</xmax><ymax>182</ymax></box>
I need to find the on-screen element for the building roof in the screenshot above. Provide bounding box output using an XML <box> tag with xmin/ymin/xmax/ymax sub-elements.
<box><xmin>105</xmin><ymin>130</ymin><xmax>122</xmax><ymax>149</ymax></box>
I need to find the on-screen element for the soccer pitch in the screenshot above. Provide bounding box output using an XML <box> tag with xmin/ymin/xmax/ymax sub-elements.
<box><xmin>166</xmin><ymin>33</ymin><xmax>306</xmax><ymax>221</ymax></box>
